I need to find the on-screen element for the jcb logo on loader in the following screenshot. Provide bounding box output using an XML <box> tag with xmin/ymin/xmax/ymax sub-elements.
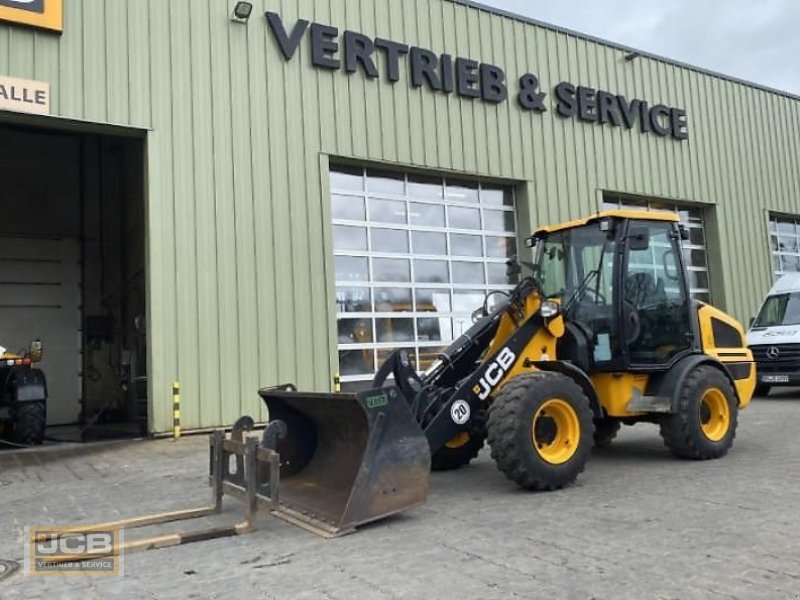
<box><xmin>473</xmin><ymin>347</ymin><xmax>517</xmax><ymax>401</ymax></box>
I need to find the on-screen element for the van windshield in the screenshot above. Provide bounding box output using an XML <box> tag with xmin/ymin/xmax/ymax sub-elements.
<box><xmin>753</xmin><ymin>292</ymin><xmax>800</xmax><ymax>327</ymax></box>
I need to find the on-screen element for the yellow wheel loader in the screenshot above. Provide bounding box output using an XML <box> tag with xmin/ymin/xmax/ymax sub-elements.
<box><xmin>260</xmin><ymin>210</ymin><xmax>755</xmax><ymax>536</ymax></box>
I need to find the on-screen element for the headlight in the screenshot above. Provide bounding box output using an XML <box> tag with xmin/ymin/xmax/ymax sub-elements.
<box><xmin>540</xmin><ymin>300</ymin><xmax>560</xmax><ymax>319</ymax></box>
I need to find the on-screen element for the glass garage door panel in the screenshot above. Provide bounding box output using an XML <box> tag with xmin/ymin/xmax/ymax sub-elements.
<box><xmin>603</xmin><ymin>197</ymin><xmax>712</xmax><ymax>303</ymax></box>
<box><xmin>769</xmin><ymin>216</ymin><xmax>800</xmax><ymax>281</ymax></box>
<box><xmin>332</xmin><ymin>167</ymin><xmax>517</xmax><ymax>390</ymax></box>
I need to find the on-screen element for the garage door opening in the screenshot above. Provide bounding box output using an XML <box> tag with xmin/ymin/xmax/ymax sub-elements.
<box><xmin>0</xmin><ymin>122</ymin><xmax>147</xmax><ymax>444</ymax></box>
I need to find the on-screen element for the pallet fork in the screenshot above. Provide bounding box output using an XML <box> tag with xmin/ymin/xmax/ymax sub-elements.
<box><xmin>34</xmin><ymin>417</ymin><xmax>284</xmax><ymax>560</ymax></box>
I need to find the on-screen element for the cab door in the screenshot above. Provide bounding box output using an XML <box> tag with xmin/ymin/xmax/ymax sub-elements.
<box><xmin>622</xmin><ymin>220</ymin><xmax>694</xmax><ymax>367</ymax></box>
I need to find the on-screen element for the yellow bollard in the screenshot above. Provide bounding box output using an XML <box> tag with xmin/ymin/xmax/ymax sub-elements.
<box><xmin>172</xmin><ymin>381</ymin><xmax>181</xmax><ymax>440</ymax></box>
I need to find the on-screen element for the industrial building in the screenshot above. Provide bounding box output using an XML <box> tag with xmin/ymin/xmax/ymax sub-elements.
<box><xmin>0</xmin><ymin>0</ymin><xmax>798</xmax><ymax>434</ymax></box>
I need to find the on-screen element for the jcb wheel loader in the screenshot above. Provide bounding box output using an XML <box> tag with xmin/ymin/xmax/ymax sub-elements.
<box><xmin>260</xmin><ymin>210</ymin><xmax>754</xmax><ymax>535</ymax></box>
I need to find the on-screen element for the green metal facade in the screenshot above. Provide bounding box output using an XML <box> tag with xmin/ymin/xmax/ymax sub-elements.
<box><xmin>1</xmin><ymin>0</ymin><xmax>799</xmax><ymax>432</ymax></box>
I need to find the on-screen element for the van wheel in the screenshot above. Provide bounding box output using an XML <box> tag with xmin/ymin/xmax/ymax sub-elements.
<box><xmin>754</xmin><ymin>384</ymin><xmax>771</xmax><ymax>397</ymax></box>
<box><xmin>659</xmin><ymin>366</ymin><xmax>737</xmax><ymax>460</ymax></box>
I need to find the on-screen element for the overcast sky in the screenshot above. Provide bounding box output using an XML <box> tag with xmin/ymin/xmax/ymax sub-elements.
<box><xmin>481</xmin><ymin>0</ymin><xmax>800</xmax><ymax>96</ymax></box>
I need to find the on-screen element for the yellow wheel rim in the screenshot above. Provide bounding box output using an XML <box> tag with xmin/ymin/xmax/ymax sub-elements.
<box><xmin>531</xmin><ymin>398</ymin><xmax>580</xmax><ymax>465</ymax></box>
<box><xmin>445</xmin><ymin>431</ymin><xmax>471</xmax><ymax>449</ymax></box>
<box><xmin>700</xmin><ymin>387</ymin><xmax>730</xmax><ymax>442</ymax></box>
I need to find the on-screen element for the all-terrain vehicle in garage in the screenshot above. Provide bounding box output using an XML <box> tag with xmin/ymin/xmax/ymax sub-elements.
<box><xmin>0</xmin><ymin>340</ymin><xmax>47</xmax><ymax>445</ymax></box>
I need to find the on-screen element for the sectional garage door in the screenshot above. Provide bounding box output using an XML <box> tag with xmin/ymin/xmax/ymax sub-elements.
<box><xmin>0</xmin><ymin>236</ymin><xmax>81</xmax><ymax>425</ymax></box>
<box><xmin>330</xmin><ymin>167</ymin><xmax>518</xmax><ymax>391</ymax></box>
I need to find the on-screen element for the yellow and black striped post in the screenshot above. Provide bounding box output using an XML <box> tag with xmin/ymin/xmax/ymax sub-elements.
<box><xmin>172</xmin><ymin>381</ymin><xmax>181</xmax><ymax>440</ymax></box>
<box><xmin>333</xmin><ymin>372</ymin><xmax>341</xmax><ymax>393</ymax></box>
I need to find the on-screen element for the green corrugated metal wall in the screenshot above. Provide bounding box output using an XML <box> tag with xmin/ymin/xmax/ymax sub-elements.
<box><xmin>1</xmin><ymin>0</ymin><xmax>799</xmax><ymax>431</ymax></box>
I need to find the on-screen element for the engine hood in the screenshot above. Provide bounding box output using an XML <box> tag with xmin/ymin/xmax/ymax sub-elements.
<box><xmin>747</xmin><ymin>325</ymin><xmax>800</xmax><ymax>346</ymax></box>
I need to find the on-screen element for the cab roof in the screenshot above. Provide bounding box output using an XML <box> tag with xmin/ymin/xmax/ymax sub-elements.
<box><xmin>534</xmin><ymin>209</ymin><xmax>679</xmax><ymax>235</ymax></box>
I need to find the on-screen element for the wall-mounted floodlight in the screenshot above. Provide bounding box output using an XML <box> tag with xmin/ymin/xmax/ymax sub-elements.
<box><xmin>231</xmin><ymin>1</ymin><xmax>253</xmax><ymax>23</ymax></box>
<box><xmin>624</xmin><ymin>51</ymin><xmax>641</xmax><ymax>62</ymax></box>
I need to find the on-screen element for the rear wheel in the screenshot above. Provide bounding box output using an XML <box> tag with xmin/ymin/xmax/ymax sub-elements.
<box><xmin>431</xmin><ymin>431</ymin><xmax>486</xmax><ymax>471</ymax></box>
<box><xmin>487</xmin><ymin>372</ymin><xmax>594</xmax><ymax>491</ymax></box>
<box><xmin>593</xmin><ymin>418</ymin><xmax>621</xmax><ymax>447</ymax></box>
<box><xmin>12</xmin><ymin>401</ymin><xmax>46</xmax><ymax>445</ymax></box>
<box><xmin>659</xmin><ymin>366</ymin><xmax>738</xmax><ymax>460</ymax></box>
<box><xmin>754</xmin><ymin>384</ymin><xmax>771</xmax><ymax>397</ymax></box>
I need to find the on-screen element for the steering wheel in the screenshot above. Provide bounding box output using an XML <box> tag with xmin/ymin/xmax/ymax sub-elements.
<box><xmin>622</xmin><ymin>300</ymin><xmax>642</xmax><ymax>345</ymax></box>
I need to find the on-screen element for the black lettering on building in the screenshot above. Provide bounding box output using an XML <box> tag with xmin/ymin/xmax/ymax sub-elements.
<box><xmin>597</xmin><ymin>91</ymin><xmax>621</xmax><ymax>126</ymax></box>
<box><xmin>440</xmin><ymin>54</ymin><xmax>455</xmax><ymax>93</ymax></box>
<box><xmin>577</xmin><ymin>86</ymin><xmax>597</xmax><ymax>122</ymax></box>
<box><xmin>266</xmin><ymin>12</ymin><xmax>309</xmax><ymax>61</ymax></box>
<box><xmin>410</xmin><ymin>47</ymin><xmax>442</xmax><ymax>91</ymax></box>
<box><xmin>344</xmin><ymin>31</ymin><xmax>378</xmax><ymax>78</ymax></box>
<box><xmin>310</xmin><ymin>23</ymin><xmax>340</xmax><ymax>69</ymax></box>
<box><xmin>480</xmin><ymin>64</ymin><xmax>507</xmax><ymax>103</ymax></box>
<box><xmin>671</xmin><ymin>108</ymin><xmax>689</xmax><ymax>140</ymax></box>
<box><xmin>374</xmin><ymin>38</ymin><xmax>409</xmax><ymax>83</ymax></box>
<box><xmin>456</xmin><ymin>58</ymin><xmax>480</xmax><ymax>98</ymax></box>
<box><xmin>617</xmin><ymin>95</ymin><xmax>640</xmax><ymax>129</ymax></box>
<box><xmin>555</xmin><ymin>82</ymin><xmax>577</xmax><ymax>118</ymax></box>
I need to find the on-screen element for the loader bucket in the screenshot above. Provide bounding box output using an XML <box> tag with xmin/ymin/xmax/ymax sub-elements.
<box><xmin>258</xmin><ymin>386</ymin><xmax>430</xmax><ymax>537</ymax></box>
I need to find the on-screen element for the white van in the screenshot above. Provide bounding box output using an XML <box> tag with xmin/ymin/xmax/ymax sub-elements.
<box><xmin>746</xmin><ymin>272</ymin><xmax>800</xmax><ymax>395</ymax></box>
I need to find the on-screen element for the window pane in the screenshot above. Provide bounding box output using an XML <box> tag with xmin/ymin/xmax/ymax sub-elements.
<box><xmin>487</xmin><ymin>263</ymin><xmax>511</xmax><ymax>285</ymax></box>
<box><xmin>450</xmin><ymin>233</ymin><xmax>482</xmax><ymax>256</ymax></box>
<box><xmin>414</xmin><ymin>260</ymin><xmax>450</xmax><ymax>284</ymax></box>
<box><xmin>688</xmin><ymin>270</ymin><xmax>709</xmax><ymax>290</ymax></box>
<box><xmin>377</xmin><ymin>347</ymin><xmax>417</xmax><ymax>368</ymax></box>
<box><xmin>373</xmin><ymin>258</ymin><xmax>410</xmax><ymax>282</ymax></box>
<box><xmin>338</xmin><ymin>318</ymin><xmax>373</xmax><ymax>344</ymax></box>
<box><xmin>339</xmin><ymin>349</ymin><xmax>374</xmax><ymax>375</ymax></box>
<box><xmin>452</xmin><ymin>261</ymin><xmax>485</xmax><ymax>284</ymax></box>
<box><xmin>371</xmin><ymin>228</ymin><xmax>409</xmax><ymax>253</ymax></box>
<box><xmin>331</xmin><ymin>195</ymin><xmax>365</xmax><ymax>221</ymax></box>
<box><xmin>335</xmin><ymin>256</ymin><xmax>369</xmax><ymax>282</ymax></box>
<box><xmin>777</xmin><ymin>220</ymin><xmax>795</xmax><ymax>235</ymax></box>
<box><xmin>417</xmin><ymin>317</ymin><xmax>453</xmax><ymax>342</ymax></box>
<box><xmin>778</xmin><ymin>236</ymin><xmax>798</xmax><ymax>253</ymax></box>
<box><xmin>409</xmin><ymin>202</ymin><xmax>445</xmax><ymax>227</ymax></box>
<box><xmin>481</xmin><ymin>186</ymin><xmax>513</xmax><ymax>206</ymax></box>
<box><xmin>783</xmin><ymin>255</ymin><xmax>800</xmax><ymax>272</ymax></box>
<box><xmin>366</xmin><ymin>169</ymin><xmax>404</xmax><ymax>195</ymax></box>
<box><xmin>485</xmin><ymin>236</ymin><xmax>517</xmax><ymax>258</ymax></box>
<box><xmin>449</xmin><ymin>206</ymin><xmax>481</xmax><ymax>230</ymax></box>
<box><xmin>376</xmin><ymin>318</ymin><xmax>415</xmax><ymax>342</ymax></box>
<box><xmin>374</xmin><ymin>288</ymin><xmax>412</xmax><ymax>312</ymax></box>
<box><xmin>416</xmin><ymin>289</ymin><xmax>451</xmax><ymax>312</ymax></box>
<box><xmin>330</xmin><ymin>167</ymin><xmax>363</xmax><ymax>191</ymax></box>
<box><xmin>445</xmin><ymin>180</ymin><xmax>479</xmax><ymax>202</ymax></box>
<box><xmin>369</xmin><ymin>198</ymin><xmax>407</xmax><ymax>224</ymax></box>
<box><xmin>482</xmin><ymin>209</ymin><xmax>515</xmax><ymax>232</ymax></box>
<box><xmin>408</xmin><ymin>175</ymin><xmax>443</xmax><ymax>199</ymax></box>
<box><xmin>336</xmin><ymin>287</ymin><xmax>371</xmax><ymax>313</ymax></box>
<box><xmin>452</xmin><ymin>290</ymin><xmax>485</xmax><ymax>313</ymax></box>
<box><xmin>412</xmin><ymin>231</ymin><xmax>446</xmax><ymax>255</ymax></box>
<box><xmin>683</xmin><ymin>248</ymin><xmax>707</xmax><ymax>268</ymax></box>
<box><xmin>333</xmin><ymin>225</ymin><xmax>367</xmax><ymax>251</ymax></box>
<box><xmin>688</xmin><ymin>227</ymin><xmax>705</xmax><ymax>246</ymax></box>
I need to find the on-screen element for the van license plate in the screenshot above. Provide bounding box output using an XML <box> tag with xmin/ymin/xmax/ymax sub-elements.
<box><xmin>762</xmin><ymin>374</ymin><xmax>790</xmax><ymax>383</ymax></box>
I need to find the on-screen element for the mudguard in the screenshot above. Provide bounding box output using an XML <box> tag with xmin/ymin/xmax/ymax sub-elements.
<box><xmin>646</xmin><ymin>353</ymin><xmax>738</xmax><ymax>412</ymax></box>
<box><xmin>12</xmin><ymin>367</ymin><xmax>47</xmax><ymax>403</ymax></box>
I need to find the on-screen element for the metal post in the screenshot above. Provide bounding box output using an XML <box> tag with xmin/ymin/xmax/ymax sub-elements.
<box><xmin>172</xmin><ymin>381</ymin><xmax>181</xmax><ymax>440</ymax></box>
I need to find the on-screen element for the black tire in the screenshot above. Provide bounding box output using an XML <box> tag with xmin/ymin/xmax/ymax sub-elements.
<box><xmin>487</xmin><ymin>372</ymin><xmax>594</xmax><ymax>491</ymax></box>
<box><xmin>593</xmin><ymin>418</ymin><xmax>621</xmax><ymax>448</ymax></box>
<box><xmin>431</xmin><ymin>431</ymin><xmax>485</xmax><ymax>471</ymax></box>
<box><xmin>754</xmin><ymin>384</ymin><xmax>771</xmax><ymax>397</ymax></box>
<box><xmin>659</xmin><ymin>366</ymin><xmax>738</xmax><ymax>460</ymax></box>
<box><xmin>12</xmin><ymin>401</ymin><xmax>46</xmax><ymax>445</ymax></box>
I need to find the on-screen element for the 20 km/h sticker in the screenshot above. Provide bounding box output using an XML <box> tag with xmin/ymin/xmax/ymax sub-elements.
<box><xmin>450</xmin><ymin>400</ymin><xmax>471</xmax><ymax>425</ymax></box>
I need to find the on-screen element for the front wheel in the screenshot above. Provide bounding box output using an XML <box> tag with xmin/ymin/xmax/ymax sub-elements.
<box><xmin>12</xmin><ymin>401</ymin><xmax>46</xmax><ymax>445</ymax></box>
<box><xmin>659</xmin><ymin>366</ymin><xmax>738</xmax><ymax>460</ymax></box>
<box><xmin>487</xmin><ymin>372</ymin><xmax>594</xmax><ymax>491</ymax></box>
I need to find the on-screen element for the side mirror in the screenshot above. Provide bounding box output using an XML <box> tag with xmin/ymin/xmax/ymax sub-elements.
<box><xmin>525</xmin><ymin>236</ymin><xmax>537</xmax><ymax>249</ymax></box>
<box><xmin>678</xmin><ymin>224</ymin><xmax>690</xmax><ymax>241</ymax></box>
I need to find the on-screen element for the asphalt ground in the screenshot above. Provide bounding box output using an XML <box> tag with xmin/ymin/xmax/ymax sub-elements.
<box><xmin>1</xmin><ymin>391</ymin><xmax>799</xmax><ymax>599</ymax></box>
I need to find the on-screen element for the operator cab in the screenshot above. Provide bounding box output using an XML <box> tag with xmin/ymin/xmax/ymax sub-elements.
<box><xmin>531</xmin><ymin>210</ymin><xmax>695</xmax><ymax>372</ymax></box>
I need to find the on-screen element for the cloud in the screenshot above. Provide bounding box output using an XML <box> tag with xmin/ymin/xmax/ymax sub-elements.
<box><xmin>481</xmin><ymin>0</ymin><xmax>800</xmax><ymax>94</ymax></box>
